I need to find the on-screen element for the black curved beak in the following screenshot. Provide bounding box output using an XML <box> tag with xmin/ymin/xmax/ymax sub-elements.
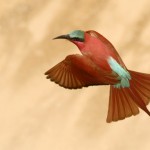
<box><xmin>53</xmin><ymin>34</ymin><xmax>70</xmax><ymax>40</ymax></box>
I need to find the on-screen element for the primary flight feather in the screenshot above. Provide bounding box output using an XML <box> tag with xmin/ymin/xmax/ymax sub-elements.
<box><xmin>45</xmin><ymin>30</ymin><xmax>150</xmax><ymax>123</ymax></box>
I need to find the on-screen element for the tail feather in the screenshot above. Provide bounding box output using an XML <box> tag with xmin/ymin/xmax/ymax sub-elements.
<box><xmin>107</xmin><ymin>70</ymin><xmax>150</xmax><ymax>123</ymax></box>
<box><xmin>116</xmin><ymin>90</ymin><xmax>125</xmax><ymax>120</ymax></box>
<box><xmin>107</xmin><ymin>87</ymin><xmax>139</xmax><ymax>123</ymax></box>
<box><xmin>130</xmin><ymin>71</ymin><xmax>150</xmax><ymax>105</ymax></box>
<box><xmin>131</xmin><ymin>79</ymin><xmax>149</xmax><ymax>105</ymax></box>
<box><xmin>121</xmin><ymin>88</ymin><xmax>139</xmax><ymax>116</ymax></box>
<box><xmin>112</xmin><ymin>88</ymin><xmax>119</xmax><ymax>121</ymax></box>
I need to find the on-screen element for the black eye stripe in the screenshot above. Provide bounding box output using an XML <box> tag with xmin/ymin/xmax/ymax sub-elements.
<box><xmin>73</xmin><ymin>37</ymin><xmax>80</xmax><ymax>40</ymax></box>
<box><xmin>72</xmin><ymin>37</ymin><xmax>84</xmax><ymax>42</ymax></box>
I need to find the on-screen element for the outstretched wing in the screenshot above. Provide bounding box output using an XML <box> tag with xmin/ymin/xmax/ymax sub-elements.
<box><xmin>45</xmin><ymin>54</ymin><xmax>106</xmax><ymax>89</ymax></box>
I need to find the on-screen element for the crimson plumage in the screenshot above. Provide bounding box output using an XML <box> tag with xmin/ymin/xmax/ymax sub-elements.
<box><xmin>45</xmin><ymin>30</ymin><xmax>150</xmax><ymax>123</ymax></box>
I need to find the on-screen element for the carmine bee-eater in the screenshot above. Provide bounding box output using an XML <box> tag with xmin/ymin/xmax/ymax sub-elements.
<box><xmin>45</xmin><ymin>30</ymin><xmax>150</xmax><ymax>123</ymax></box>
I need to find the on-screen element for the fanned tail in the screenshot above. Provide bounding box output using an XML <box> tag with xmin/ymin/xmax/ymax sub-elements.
<box><xmin>107</xmin><ymin>70</ymin><xmax>150</xmax><ymax>123</ymax></box>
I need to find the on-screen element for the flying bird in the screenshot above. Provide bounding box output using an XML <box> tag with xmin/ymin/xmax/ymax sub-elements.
<box><xmin>45</xmin><ymin>30</ymin><xmax>150</xmax><ymax>123</ymax></box>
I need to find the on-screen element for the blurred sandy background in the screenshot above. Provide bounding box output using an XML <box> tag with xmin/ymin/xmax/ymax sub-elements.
<box><xmin>1</xmin><ymin>0</ymin><xmax>150</xmax><ymax>150</ymax></box>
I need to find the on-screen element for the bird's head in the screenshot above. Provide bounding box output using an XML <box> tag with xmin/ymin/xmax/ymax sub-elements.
<box><xmin>53</xmin><ymin>30</ymin><xmax>85</xmax><ymax>49</ymax></box>
<box><xmin>53</xmin><ymin>30</ymin><xmax>113</xmax><ymax>51</ymax></box>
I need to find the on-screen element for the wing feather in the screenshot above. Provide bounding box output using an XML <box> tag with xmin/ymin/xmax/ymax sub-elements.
<box><xmin>45</xmin><ymin>54</ymin><xmax>104</xmax><ymax>89</ymax></box>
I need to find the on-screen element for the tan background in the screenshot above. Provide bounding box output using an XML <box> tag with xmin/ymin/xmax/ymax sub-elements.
<box><xmin>1</xmin><ymin>0</ymin><xmax>150</xmax><ymax>150</ymax></box>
